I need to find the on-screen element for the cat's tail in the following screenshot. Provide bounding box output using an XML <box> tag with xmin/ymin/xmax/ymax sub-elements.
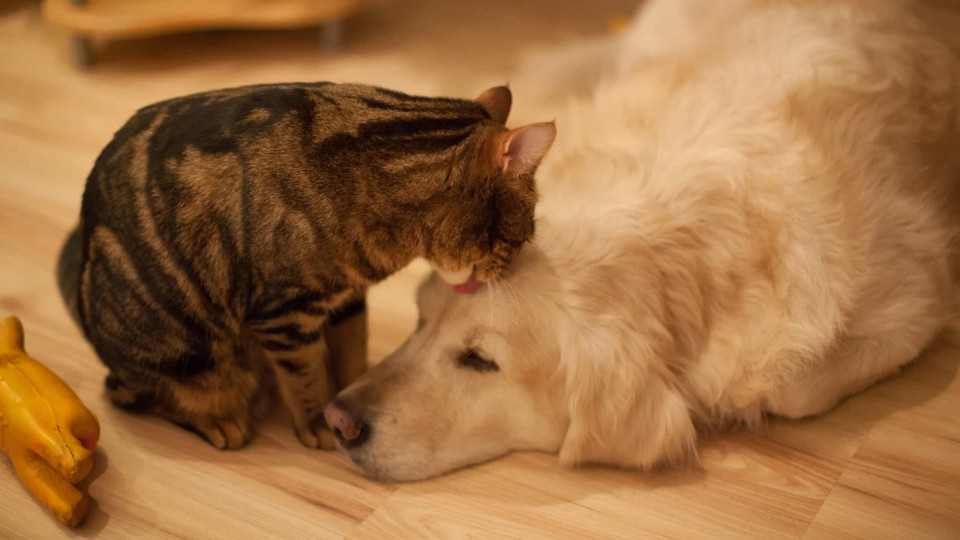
<box><xmin>56</xmin><ymin>226</ymin><xmax>83</xmax><ymax>327</ymax></box>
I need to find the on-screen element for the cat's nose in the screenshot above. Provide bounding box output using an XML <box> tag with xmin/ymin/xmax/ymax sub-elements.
<box><xmin>323</xmin><ymin>399</ymin><xmax>369</xmax><ymax>448</ymax></box>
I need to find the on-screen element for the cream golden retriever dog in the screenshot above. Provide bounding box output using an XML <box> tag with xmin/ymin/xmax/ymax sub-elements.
<box><xmin>324</xmin><ymin>0</ymin><xmax>960</xmax><ymax>481</ymax></box>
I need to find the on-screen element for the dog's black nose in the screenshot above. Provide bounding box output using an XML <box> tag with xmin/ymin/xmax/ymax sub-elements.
<box><xmin>323</xmin><ymin>399</ymin><xmax>369</xmax><ymax>448</ymax></box>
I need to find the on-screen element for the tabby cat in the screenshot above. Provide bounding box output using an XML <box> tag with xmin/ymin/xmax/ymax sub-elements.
<box><xmin>57</xmin><ymin>82</ymin><xmax>555</xmax><ymax>450</ymax></box>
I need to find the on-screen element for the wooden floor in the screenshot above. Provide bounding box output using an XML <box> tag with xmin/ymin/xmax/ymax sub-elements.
<box><xmin>2</xmin><ymin>1</ymin><xmax>960</xmax><ymax>538</ymax></box>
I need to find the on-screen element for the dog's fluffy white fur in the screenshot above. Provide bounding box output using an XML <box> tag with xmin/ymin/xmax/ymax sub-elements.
<box><xmin>333</xmin><ymin>0</ymin><xmax>960</xmax><ymax>481</ymax></box>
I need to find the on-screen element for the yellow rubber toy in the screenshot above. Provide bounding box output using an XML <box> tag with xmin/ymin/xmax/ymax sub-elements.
<box><xmin>0</xmin><ymin>316</ymin><xmax>100</xmax><ymax>527</ymax></box>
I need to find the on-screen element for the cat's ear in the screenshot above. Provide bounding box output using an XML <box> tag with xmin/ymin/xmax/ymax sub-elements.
<box><xmin>477</xmin><ymin>86</ymin><xmax>512</xmax><ymax>124</ymax></box>
<box><xmin>496</xmin><ymin>122</ymin><xmax>556</xmax><ymax>177</ymax></box>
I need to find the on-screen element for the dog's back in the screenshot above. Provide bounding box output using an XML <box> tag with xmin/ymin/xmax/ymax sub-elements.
<box><xmin>534</xmin><ymin>0</ymin><xmax>960</xmax><ymax>425</ymax></box>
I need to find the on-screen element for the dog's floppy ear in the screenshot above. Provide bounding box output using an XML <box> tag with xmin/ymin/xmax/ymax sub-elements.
<box><xmin>557</xmin><ymin>322</ymin><xmax>697</xmax><ymax>469</ymax></box>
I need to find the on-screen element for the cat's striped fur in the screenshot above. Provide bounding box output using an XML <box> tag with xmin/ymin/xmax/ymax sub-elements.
<box><xmin>58</xmin><ymin>82</ymin><xmax>555</xmax><ymax>449</ymax></box>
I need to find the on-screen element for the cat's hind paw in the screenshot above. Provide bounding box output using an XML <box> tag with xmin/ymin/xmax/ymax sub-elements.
<box><xmin>179</xmin><ymin>416</ymin><xmax>252</xmax><ymax>450</ymax></box>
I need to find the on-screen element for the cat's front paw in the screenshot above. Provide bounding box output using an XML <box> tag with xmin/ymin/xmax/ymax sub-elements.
<box><xmin>178</xmin><ymin>416</ymin><xmax>253</xmax><ymax>450</ymax></box>
<box><xmin>296</xmin><ymin>425</ymin><xmax>337</xmax><ymax>450</ymax></box>
<box><xmin>295</xmin><ymin>411</ymin><xmax>337</xmax><ymax>450</ymax></box>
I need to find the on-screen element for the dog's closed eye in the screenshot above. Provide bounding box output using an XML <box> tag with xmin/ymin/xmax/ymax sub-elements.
<box><xmin>457</xmin><ymin>350</ymin><xmax>499</xmax><ymax>372</ymax></box>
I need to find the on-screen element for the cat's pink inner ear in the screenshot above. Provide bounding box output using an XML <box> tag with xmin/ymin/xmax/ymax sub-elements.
<box><xmin>477</xmin><ymin>86</ymin><xmax>512</xmax><ymax>124</ymax></box>
<box><xmin>500</xmin><ymin>122</ymin><xmax>557</xmax><ymax>176</ymax></box>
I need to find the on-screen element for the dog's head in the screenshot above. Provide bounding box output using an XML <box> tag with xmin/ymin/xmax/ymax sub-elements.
<box><xmin>326</xmin><ymin>233</ymin><xmax>697</xmax><ymax>481</ymax></box>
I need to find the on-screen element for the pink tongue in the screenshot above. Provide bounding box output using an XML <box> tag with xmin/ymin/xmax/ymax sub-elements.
<box><xmin>453</xmin><ymin>277</ymin><xmax>480</xmax><ymax>294</ymax></box>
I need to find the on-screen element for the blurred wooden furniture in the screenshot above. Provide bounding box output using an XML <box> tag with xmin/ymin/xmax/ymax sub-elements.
<box><xmin>42</xmin><ymin>0</ymin><xmax>364</xmax><ymax>68</ymax></box>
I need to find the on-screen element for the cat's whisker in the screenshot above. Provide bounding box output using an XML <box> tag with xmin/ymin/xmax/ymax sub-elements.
<box><xmin>500</xmin><ymin>277</ymin><xmax>526</xmax><ymax>326</ymax></box>
<box><xmin>491</xmin><ymin>275</ymin><xmax>523</xmax><ymax>327</ymax></box>
<box><xmin>483</xmin><ymin>278</ymin><xmax>496</xmax><ymax>344</ymax></box>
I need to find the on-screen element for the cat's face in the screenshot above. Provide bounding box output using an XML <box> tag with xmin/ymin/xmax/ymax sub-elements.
<box><xmin>343</xmin><ymin>85</ymin><xmax>554</xmax><ymax>284</ymax></box>
<box><xmin>423</xmin><ymin>87</ymin><xmax>556</xmax><ymax>288</ymax></box>
<box><xmin>424</xmin><ymin>139</ymin><xmax>536</xmax><ymax>286</ymax></box>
